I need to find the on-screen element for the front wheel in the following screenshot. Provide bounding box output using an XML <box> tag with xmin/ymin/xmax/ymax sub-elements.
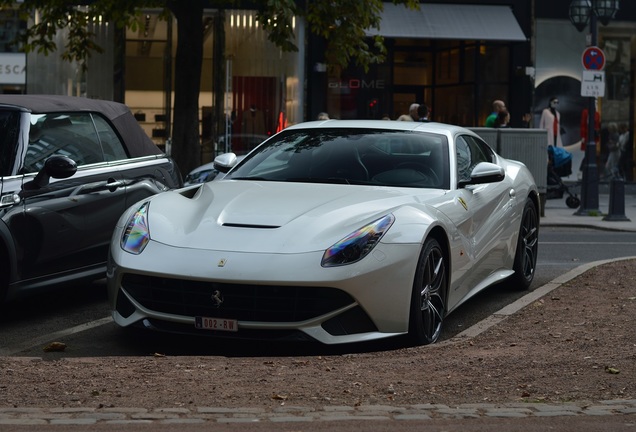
<box><xmin>509</xmin><ymin>198</ymin><xmax>539</xmax><ymax>290</ymax></box>
<box><xmin>408</xmin><ymin>238</ymin><xmax>447</xmax><ymax>345</ymax></box>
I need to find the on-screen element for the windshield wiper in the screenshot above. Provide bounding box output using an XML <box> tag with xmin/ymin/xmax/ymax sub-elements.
<box><xmin>286</xmin><ymin>177</ymin><xmax>368</xmax><ymax>185</ymax></box>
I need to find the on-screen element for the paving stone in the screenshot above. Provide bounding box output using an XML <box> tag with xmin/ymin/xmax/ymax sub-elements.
<box><xmin>531</xmin><ymin>404</ymin><xmax>582</xmax><ymax>412</ymax></box>
<box><xmin>273</xmin><ymin>405</ymin><xmax>315</xmax><ymax>413</ymax></box>
<box><xmin>216</xmin><ymin>417</ymin><xmax>261</xmax><ymax>423</ymax></box>
<box><xmin>270</xmin><ymin>416</ymin><xmax>314</xmax><ymax>422</ymax></box>
<box><xmin>159</xmin><ymin>418</ymin><xmax>206</xmax><ymax>424</ymax></box>
<box><xmin>533</xmin><ymin>411</ymin><xmax>580</xmax><ymax>417</ymax></box>
<box><xmin>356</xmin><ymin>404</ymin><xmax>407</xmax><ymax>413</ymax></box>
<box><xmin>394</xmin><ymin>414</ymin><xmax>432</xmax><ymax>420</ymax></box>
<box><xmin>50</xmin><ymin>418</ymin><xmax>98</xmax><ymax>425</ymax></box>
<box><xmin>0</xmin><ymin>418</ymin><xmax>48</xmax><ymax>425</ymax></box>
<box><xmin>322</xmin><ymin>405</ymin><xmax>355</xmax><ymax>412</ymax></box>
<box><xmin>319</xmin><ymin>415</ymin><xmax>390</xmax><ymax>421</ymax></box>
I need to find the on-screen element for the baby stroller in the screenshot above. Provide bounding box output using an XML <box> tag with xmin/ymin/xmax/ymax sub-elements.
<box><xmin>547</xmin><ymin>145</ymin><xmax>580</xmax><ymax>209</ymax></box>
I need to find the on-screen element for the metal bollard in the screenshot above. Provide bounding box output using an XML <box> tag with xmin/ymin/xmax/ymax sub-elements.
<box><xmin>603</xmin><ymin>178</ymin><xmax>631</xmax><ymax>221</ymax></box>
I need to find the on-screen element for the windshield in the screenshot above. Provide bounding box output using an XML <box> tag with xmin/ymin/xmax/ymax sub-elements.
<box><xmin>225</xmin><ymin>128</ymin><xmax>450</xmax><ymax>189</ymax></box>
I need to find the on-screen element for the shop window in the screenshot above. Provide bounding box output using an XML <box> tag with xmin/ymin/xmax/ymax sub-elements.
<box><xmin>478</xmin><ymin>44</ymin><xmax>509</xmax><ymax>83</ymax></box>
<box><xmin>433</xmin><ymin>85</ymin><xmax>474</xmax><ymax>126</ymax></box>
<box><xmin>464</xmin><ymin>45</ymin><xmax>477</xmax><ymax>83</ymax></box>
<box><xmin>436</xmin><ymin>48</ymin><xmax>460</xmax><ymax>85</ymax></box>
<box><xmin>394</xmin><ymin>50</ymin><xmax>432</xmax><ymax>86</ymax></box>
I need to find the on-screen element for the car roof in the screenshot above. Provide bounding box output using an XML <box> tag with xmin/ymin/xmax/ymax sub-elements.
<box><xmin>286</xmin><ymin>119</ymin><xmax>473</xmax><ymax>137</ymax></box>
<box><xmin>0</xmin><ymin>94</ymin><xmax>162</xmax><ymax>158</ymax></box>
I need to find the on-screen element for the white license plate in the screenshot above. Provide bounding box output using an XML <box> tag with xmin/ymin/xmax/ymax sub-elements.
<box><xmin>195</xmin><ymin>316</ymin><xmax>238</xmax><ymax>332</ymax></box>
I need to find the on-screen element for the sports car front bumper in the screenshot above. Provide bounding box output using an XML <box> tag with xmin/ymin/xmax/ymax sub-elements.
<box><xmin>107</xmin><ymin>239</ymin><xmax>421</xmax><ymax>345</ymax></box>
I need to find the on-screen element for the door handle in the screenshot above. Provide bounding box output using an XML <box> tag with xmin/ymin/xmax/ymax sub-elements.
<box><xmin>106</xmin><ymin>178</ymin><xmax>124</xmax><ymax>192</ymax></box>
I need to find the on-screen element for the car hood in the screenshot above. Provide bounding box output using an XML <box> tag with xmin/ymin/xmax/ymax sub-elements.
<box><xmin>147</xmin><ymin>180</ymin><xmax>446</xmax><ymax>253</ymax></box>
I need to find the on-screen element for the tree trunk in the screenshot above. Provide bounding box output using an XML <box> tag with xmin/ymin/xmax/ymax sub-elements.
<box><xmin>167</xmin><ymin>0</ymin><xmax>204</xmax><ymax>175</ymax></box>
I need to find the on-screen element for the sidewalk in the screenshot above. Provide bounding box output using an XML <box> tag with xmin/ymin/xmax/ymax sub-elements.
<box><xmin>541</xmin><ymin>181</ymin><xmax>636</xmax><ymax>232</ymax></box>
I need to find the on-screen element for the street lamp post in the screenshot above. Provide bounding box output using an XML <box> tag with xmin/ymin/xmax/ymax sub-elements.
<box><xmin>568</xmin><ymin>0</ymin><xmax>620</xmax><ymax>216</ymax></box>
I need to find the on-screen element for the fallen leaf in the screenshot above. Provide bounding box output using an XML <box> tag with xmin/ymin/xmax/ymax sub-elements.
<box><xmin>605</xmin><ymin>366</ymin><xmax>620</xmax><ymax>374</ymax></box>
<box><xmin>43</xmin><ymin>342</ymin><xmax>67</xmax><ymax>352</ymax></box>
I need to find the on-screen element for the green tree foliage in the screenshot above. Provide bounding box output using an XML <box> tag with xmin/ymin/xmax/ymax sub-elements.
<box><xmin>0</xmin><ymin>0</ymin><xmax>418</xmax><ymax>173</ymax></box>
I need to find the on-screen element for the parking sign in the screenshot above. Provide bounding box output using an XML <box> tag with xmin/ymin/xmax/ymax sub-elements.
<box><xmin>582</xmin><ymin>46</ymin><xmax>606</xmax><ymax>71</ymax></box>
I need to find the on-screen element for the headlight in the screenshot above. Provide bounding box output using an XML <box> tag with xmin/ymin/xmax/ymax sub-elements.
<box><xmin>120</xmin><ymin>202</ymin><xmax>150</xmax><ymax>255</ymax></box>
<box><xmin>321</xmin><ymin>214</ymin><xmax>395</xmax><ymax>267</ymax></box>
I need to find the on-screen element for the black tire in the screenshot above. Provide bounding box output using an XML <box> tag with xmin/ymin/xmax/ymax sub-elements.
<box><xmin>509</xmin><ymin>198</ymin><xmax>539</xmax><ymax>290</ymax></box>
<box><xmin>408</xmin><ymin>238</ymin><xmax>447</xmax><ymax>345</ymax></box>
<box><xmin>566</xmin><ymin>195</ymin><xmax>580</xmax><ymax>209</ymax></box>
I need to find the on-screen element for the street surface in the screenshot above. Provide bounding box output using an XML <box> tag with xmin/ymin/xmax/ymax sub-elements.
<box><xmin>2</xmin><ymin>227</ymin><xmax>636</xmax><ymax>357</ymax></box>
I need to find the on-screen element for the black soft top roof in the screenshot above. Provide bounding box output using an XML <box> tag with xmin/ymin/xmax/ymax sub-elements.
<box><xmin>0</xmin><ymin>94</ymin><xmax>162</xmax><ymax>157</ymax></box>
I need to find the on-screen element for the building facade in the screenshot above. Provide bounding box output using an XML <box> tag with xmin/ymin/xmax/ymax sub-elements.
<box><xmin>0</xmin><ymin>1</ymin><xmax>634</xmax><ymax>180</ymax></box>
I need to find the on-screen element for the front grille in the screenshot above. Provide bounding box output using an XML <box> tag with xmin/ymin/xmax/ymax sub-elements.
<box><xmin>321</xmin><ymin>306</ymin><xmax>378</xmax><ymax>336</ymax></box>
<box><xmin>122</xmin><ymin>274</ymin><xmax>355</xmax><ymax>322</ymax></box>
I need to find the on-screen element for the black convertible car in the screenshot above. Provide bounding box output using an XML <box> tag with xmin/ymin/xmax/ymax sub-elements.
<box><xmin>0</xmin><ymin>95</ymin><xmax>182</xmax><ymax>303</ymax></box>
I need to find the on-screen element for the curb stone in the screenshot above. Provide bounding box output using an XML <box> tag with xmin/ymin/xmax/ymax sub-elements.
<box><xmin>1</xmin><ymin>401</ymin><xmax>636</xmax><ymax>424</ymax></box>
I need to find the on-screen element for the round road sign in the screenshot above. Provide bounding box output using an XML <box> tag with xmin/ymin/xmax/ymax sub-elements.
<box><xmin>582</xmin><ymin>46</ymin><xmax>605</xmax><ymax>71</ymax></box>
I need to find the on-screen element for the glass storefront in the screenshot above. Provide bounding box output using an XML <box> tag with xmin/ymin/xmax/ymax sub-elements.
<box><xmin>124</xmin><ymin>9</ymin><xmax>304</xmax><ymax>162</ymax></box>
<box><xmin>0</xmin><ymin>9</ymin><xmax>25</xmax><ymax>94</ymax></box>
<box><xmin>324</xmin><ymin>38</ymin><xmax>512</xmax><ymax>127</ymax></box>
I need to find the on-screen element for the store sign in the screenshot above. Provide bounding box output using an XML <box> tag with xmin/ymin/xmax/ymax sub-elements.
<box><xmin>0</xmin><ymin>53</ymin><xmax>26</xmax><ymax>85</ymax></box>
<box><xmin>581</xmin><ymin>70</ymin><xmax>605</xmax><ymax>97</ymax></box>
<box><xmin>328</xmin><ymin>79</ymin><xmax>385</xmax><ymax>90</ymax></box>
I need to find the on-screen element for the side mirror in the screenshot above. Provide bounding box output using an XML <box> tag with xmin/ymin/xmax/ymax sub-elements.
<box><xmin>458</xmin><ymin>162</ymin><xmax>505</xmax><ymax>188</ymax></box>
<box><xmin>213</xmin><ymin>152</ymin><xmax>238</xmax><ymax>174</ymax></box>
<box><xmin>24</xmin><ymin>155</ymin><xmax>77</xmax><ymax>190</ymax></box>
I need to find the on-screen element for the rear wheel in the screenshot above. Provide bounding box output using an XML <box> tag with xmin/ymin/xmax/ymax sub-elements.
<box><xmin>509</xmin><ymin>198</ymin><xmax>539</xmax><ymax>290</ymax></box>
<box><xmin>409</xmin><ymin>238</ymin><xmax>447</xmax><ymax>345</ymax></box>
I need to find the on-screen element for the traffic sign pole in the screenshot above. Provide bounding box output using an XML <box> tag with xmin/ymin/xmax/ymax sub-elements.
<box><xmin>575</xmin><ymin>16</ymin><xmax>600</xmax><ymax>216</ymax></box>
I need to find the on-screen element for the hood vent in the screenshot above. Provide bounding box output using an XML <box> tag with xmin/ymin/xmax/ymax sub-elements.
<box><xmin>222</xmin><ymin>223</ymin><xmax>280</xmax><ymax>229</ymax></box>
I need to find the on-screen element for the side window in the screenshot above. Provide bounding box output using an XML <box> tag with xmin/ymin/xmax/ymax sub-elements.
<box><xmin>24</xmin><ymin>113</ymin><xmax>105</xmax><ymax>173</ymax></box>
<box><xmin>464</xmin><ymin>135</ymin><xmax>495</xmax><ymax>163</ymax></box>
<box><xmin>456</xmin><ymin>134</ymin><xmax>496</xmax><ymax>185</ymax></box>
<box><xmin>93</xmin><ymin>115</ymin><xmax>128</xmax><ymax>161</ymax></box>
<box><xmin>0</xmin><ymin>110</ymin><xmax>21</xmax><ymax>176</ymax></box>
<box><xmin>455</xmin><ymin>136</ymin><xmax>472</xmax><ymax>183</ymax></box>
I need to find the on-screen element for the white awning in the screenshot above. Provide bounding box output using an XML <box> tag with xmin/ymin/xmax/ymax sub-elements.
<box><xmin>365</xmin><ymin>3</ymin><xmax>527</xmax><ymax>42</ymax></box>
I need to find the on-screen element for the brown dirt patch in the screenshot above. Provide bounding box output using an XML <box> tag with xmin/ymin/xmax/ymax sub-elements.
<box><xmin>1</xmin><ymin>259</ymin><xmax>634</xmax><ymax>410</ymax></box>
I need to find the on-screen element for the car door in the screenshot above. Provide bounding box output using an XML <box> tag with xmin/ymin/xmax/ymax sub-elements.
<box><xmin>13</xmin><ymin>112</ymin><xmax>127</xmax><ymax>282</ymax></box>
<box><xmin>452</xmin><ymin>134</ymin><xmax>516</xmax><ymax>295</ymax></box>
<box><xmin>91</xmin><ymin>114</ymin><xmax>175</xmax><ymax>210</ymax></box>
